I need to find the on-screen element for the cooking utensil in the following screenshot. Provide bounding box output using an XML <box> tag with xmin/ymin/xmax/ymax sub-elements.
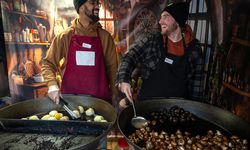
<box><xmin>130</xmin><ymin>99</ymin><xmax>148</xmax><ymax>129</ymax></box>
<box><xmin>59</xmin><ymin>94</ymin><xmax>79</xmax><ymax>119</ymax></box>
<box><xmin>118</xmin><ymin>98</ymin><xmax>250</xmax><ymax>150</ymax></box>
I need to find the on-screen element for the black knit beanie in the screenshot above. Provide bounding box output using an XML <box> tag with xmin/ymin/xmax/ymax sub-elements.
<box><xmin>74</xmin><ymin>0</ymin><xmax>87</xmax><ymax>13</ymax></box>
<box><xmin>162</xmin><ymin>2</ymin><xmax>190</xmax><ymax>28</ymax></box>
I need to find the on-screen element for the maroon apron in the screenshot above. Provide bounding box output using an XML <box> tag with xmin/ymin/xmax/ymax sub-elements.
<box><xmin>61</xmin><ymin>29</ymin><xmax>111</xmax><ymax>101</ymax></box>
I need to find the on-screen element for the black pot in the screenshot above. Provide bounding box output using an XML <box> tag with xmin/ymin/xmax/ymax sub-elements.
<box><xmin>117</xmin><ymin>98</ymin><xmax>250</xmax><ymax>149</ymax></box>
<box><xmin>0</xmin><ymin>95</ymin><xmax>117</xmax><ymax>150</ymax></box>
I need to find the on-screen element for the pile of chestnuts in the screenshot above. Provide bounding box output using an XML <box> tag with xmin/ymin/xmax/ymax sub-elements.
<box><xmin>149</xmin><ymin>105</ymin><xmax>196</xmax><ymax>124</ymax></box>
<box><xmin>129</xmin><ymin>128</ymin><xmax>248</xmax><ymax>150</ymax></box>
<box><xmin>128</xmin><ymin>106</ymin><xmax>248</xmax><ymax>150</ymax></box>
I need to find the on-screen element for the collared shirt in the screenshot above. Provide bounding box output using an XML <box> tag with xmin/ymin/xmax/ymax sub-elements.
<box><xmin>116</xmin><ymin>32</ymin><xmax>204</xmax><ymax>101</ymax></box>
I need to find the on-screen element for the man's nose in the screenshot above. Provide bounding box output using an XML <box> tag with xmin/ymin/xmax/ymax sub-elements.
<box><xmin>159</xmin><ymin>19</ymin><xmax>162</xmax><ymax>25</ymax></box>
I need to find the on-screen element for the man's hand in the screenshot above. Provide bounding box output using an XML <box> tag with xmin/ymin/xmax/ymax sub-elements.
<box><xmin>119</xmin><ymin>82</ymin><xmax>133</xmax><ymax>102</ymax></box>
<box><xmin>48</xmin><ymin>85</ymin><xmax>60</xmax><ymax>104</ymax></box>
<box><xmin>48</xmin><ymin>90</ymin><xmax>59</xmax><ymax>104</ymax></box>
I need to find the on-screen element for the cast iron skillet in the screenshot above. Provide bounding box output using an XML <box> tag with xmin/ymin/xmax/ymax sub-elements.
<box><xmin>118</xmin><ymin>98</ymin><xmax>250</xmax><ymax>150</ymax></box>
<box><xmin>0</xmin><ymin>95</ymin><xmax>117</xmax><ymax>150</ymax></box>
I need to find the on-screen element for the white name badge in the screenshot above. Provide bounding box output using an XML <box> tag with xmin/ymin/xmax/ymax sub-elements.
<box><xmin>82</xmin><ymin>43</ymin><xmax>92</xmax><ymax>49</ymax></box>
<box><xmin>76</xmin><ymin>51</ymin><xmax>95</xmax><ymax>66</ymax></box>
<box><xmin>164</xmin><ymin>57</ymin><xmax>173</xmax><ymax>64</ymax></box>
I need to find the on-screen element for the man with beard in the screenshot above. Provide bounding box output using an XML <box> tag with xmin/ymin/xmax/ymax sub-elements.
<box><xmin>116</xmin><ymin>2</ymin><xmax>204</xmax><ymax>104</ymax></box>
<box><xmin>42</xmin><ymin>0</ymin><xmax>118</xmax><ymax>106</ymax></box>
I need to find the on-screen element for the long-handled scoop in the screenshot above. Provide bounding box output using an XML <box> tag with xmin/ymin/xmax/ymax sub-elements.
<box><xmin>59</xmin><ymin>94</ymin><xmax>79</xmax><ymax>119</ymax></box>
<box><xmin>130</xmin><ymin>99</ymin><xmax>148</xmax><ymax>129</ymax></box>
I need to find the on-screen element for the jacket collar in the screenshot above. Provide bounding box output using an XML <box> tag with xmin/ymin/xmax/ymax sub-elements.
<box><xmin>71</xmin><ymin>18</ymin><xmax>102</xmax><ymax>32</ymax></box>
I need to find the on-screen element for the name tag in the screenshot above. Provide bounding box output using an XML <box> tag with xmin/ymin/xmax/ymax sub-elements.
<box><xmin>76</xmin><ymin>51</ymin><xmax>95</xmax><ymax>66</ymax></box>
<box><xmin>164</xmin><ymin>57</ymin><xmax>173</xmax><ymax>64</ymax></box>
<box><xmin>82</xmin><ymin>43</ymin><xmax>92</xmax><ymax>49</ymax></box>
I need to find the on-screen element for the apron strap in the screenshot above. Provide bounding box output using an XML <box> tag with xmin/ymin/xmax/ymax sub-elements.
<box><xmin>72</xmin><ymin>28</ymin><xmax>76</xmax><ymax>35</ymax></box>
<box><xmin>96</xmin><ymin>29</ymin><xmax>100</xmax><ymax>38</ymax></box>
<box><xmin>181</xmin><ymin>32</ymin><xmax>187</xmax><ymax>49</ymax></box>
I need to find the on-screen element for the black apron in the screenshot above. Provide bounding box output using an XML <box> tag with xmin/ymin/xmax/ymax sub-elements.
<box><xmin>139</xmin><ymin>35</ymin><xmax>189</xmax><ymax>100</ymax></box>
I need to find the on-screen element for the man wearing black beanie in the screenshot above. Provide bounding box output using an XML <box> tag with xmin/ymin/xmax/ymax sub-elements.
<box><xmin>162</xmin><ymin>2</ymin><xmax>190</xmax><ymax>28</ymax></box>
<box><xmin>117</xmin><ymin>2</ymin><xmax>204</xmax><ymax>105</ymax></box>
<box><xmin>42</xmin><ymin>0</ymin><xmax>118</xmax><ymax>110</ymax></box>
<box><xmin>73</xmin><ymin>0</ymin><xmax>100</xmax><ymax>22</ymax></box>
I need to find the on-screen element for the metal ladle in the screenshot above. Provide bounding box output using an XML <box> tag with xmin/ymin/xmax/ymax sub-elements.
<box><xmin>130</xmin><ymin>99</ymin><xmax>148</xmax><ymax>129</ymax></box>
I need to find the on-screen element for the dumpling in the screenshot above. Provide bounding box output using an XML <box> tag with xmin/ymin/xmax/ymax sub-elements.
<box><xmin>41</xmin><ymin>114</ymin><xmax>51</xmax><ymax>120</ymax></box>
<box><xmin>29</xmin><ymin>115</ymin><xmax>39</xmax><ymax>120</ymax></box>
<box><xmin>94</xmin><ymin>115</ymin><xmax>104</xmax><ymax>122</ymax></box>
<box><xmin>47</xmin><ymin>116</ymin><xmax>57</xmax><ymax>120</ymax></box>
<box><xmin>49</xmin><ymin>110</ymin><xmax>58</xmax><ymax>116</ymax></box>
<box><xmin>77</xmin><ymin>106</ymin><xmax>84</xmax><ymax>114</ymax></box>
<box><xmin>73</xmin><ymin>110</ymin><xmax>81</xmax><ymax>118</ymax></box>
<box><xmin>85</xmin><ymin>108</ymin><xmax>95</xmax><ymax>116</ymax></box>
<box><xmin>60</xmin><ymin>116</ymin><xmax>69</xmax><ymax>121</ymax></box>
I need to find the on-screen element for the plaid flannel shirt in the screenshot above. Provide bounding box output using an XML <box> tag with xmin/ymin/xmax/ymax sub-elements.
<box><xmin>116</xmin><ymin>32</ymin><xmax>204</xmax><ymax>101</ymax></box>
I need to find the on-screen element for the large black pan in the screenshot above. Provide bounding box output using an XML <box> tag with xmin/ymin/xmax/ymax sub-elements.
<box><xmin>0</xmin><ymin>95</ymin><xmax>117</xmax><ymax>150</ymax></box>
<box><xmin>117</xmin><ymin>98</ymin><xmax>250</xmax><ymax>150</ymax></box>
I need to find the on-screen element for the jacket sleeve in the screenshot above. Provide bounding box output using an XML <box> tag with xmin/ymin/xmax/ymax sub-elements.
<box><xmin>187</xmin><ymin>40</ymin><xmax>204</xmax><ymax>101</ymax></box>
<box><xmin>41</xmin><ymin>34</ymin><xmax>67</xmax><ymax>87</ymax></box>
<box><xmin>101</xmin><ymin>31</ymin><xmax>119</xmax><ymax>97</ymax></box>
<box><xmin>116</xmin><ymin>35</ymin><xmax>150</xmax><ymax>84</ymax></box>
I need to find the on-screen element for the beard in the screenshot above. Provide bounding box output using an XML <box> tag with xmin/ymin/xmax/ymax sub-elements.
<box><xmin>85</xmin><ymin>9</ymin><xmax>99</xmax><ymax>22</ymax></box>
<box><xmin>165</xmin><ymin>22</ymin><xmax>178</xmax><ymax>35</ymax></box>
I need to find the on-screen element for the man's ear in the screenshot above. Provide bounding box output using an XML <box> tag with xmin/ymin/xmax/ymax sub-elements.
<box><xmin>78</xmin><ymin>5</ymin><xmax>84</xmax><ymax>14</ymax></box>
